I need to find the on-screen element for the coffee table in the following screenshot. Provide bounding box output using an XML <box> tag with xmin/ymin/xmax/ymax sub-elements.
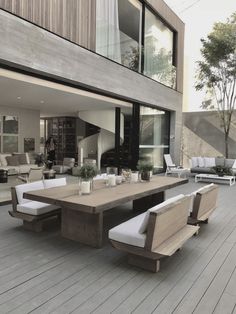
<box><xmin>195</xmin><ymin>173</ymin><xmax>235</xmax><ymax>186</ymax></box>
<box><xmin>24</xmin><ymin>176</ymin><xmax>188</xmax><ymax>248</ymax></box>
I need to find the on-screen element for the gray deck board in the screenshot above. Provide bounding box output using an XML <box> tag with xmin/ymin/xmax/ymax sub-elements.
<box><xmin>0</xmin><ymin>177</ymin><xmax>235</xmax><ymax>313</ymax></box>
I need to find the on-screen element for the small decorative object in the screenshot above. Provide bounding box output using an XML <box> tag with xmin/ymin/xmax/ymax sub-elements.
<box><xmin>78</xmin><ymin>164</ymin><xmax>98</xmax><ymax>195</ymax></box>
<box><xmin>130</xmin><ymin>171</ymin><xmax>139</xmax><ymax>183</ymax></box>
<box><xmin>137</xmin><ymin>160</ymin><xmax>154</xmax><ymax>182</ymax></box>
<box><xmin>121</xmin><ymin>169</ymin><xmax>132</xmax><ymax>182</ymax></box>
<box><xmin>212</xmin><ymin>165</ymin><xmax>232</xmax><ymax>177</ymax></box>
<box><xmin>116</xmin><ymin>175</ymin><xmax>123</xmax><ymax>185</ymax></box>
<box><xmin>107</xmin><ymin>174</ymin><xmax>116</xmax><ymax>187</ymax></box>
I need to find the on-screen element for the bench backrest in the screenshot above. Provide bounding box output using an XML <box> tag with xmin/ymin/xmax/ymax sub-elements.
<box><xmin>192</xmin><ymin>184</ymin><xmax>218</xmax><ymax>220</ymax></box>
<box><xmin>145</xmin><ymin>196</ymin><xmax>190</xmax><ymax>251</ymax></box>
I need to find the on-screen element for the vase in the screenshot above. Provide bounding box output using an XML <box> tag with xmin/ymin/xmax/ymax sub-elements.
<box><xmin>80</xmin><ymin>178</ymin><xmax>92</xmax><ymax>195</ymax></box>
<box><xmin>140</xmin><ymin>171</ymin><xmax>151</xmax><ymax>182</ymax></box>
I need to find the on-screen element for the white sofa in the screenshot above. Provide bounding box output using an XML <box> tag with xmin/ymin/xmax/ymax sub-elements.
<box><xmin>0</xmin><ymin>153</ymin><xmax>38</xmax><ymax>175</ymax></box>
<box><xmin>9</xmin><ymin>177</ymin><xmax>67</xmax><ymax>231</ymax></box>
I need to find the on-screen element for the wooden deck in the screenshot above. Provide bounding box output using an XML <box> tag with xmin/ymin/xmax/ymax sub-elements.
<box><xmin>0</xmin><ymin>177</ymin><xmax>235</xmax><ymax>313</ymax></box>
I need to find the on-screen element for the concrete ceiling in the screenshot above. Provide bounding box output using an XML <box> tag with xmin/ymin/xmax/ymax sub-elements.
<box><xmin>0</xmin><ymin>68</ymin><xmax>132</xmax><ymax>117</ymax></box>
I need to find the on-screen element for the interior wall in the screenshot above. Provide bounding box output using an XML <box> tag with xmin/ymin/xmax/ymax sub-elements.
<box><xmin>0</xmin><ymin>105</ymin><xmax>40</xmax><ymax>153</ymax></box>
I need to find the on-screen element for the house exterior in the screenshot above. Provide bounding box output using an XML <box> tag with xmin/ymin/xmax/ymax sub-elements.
<box><xmin>0</xmin><ymin>0</ymin><xmax>184</xmax><ymax>171</ymax></box>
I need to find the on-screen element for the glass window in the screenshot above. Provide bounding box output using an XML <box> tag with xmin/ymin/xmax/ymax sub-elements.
<box><xmin>144</xmin><ymin>8</ymin><xmax>176</xmax><ymax>88</ymax></box>
<box><xmin>3</xmin><ymin>135</ymin><xmax>18</xmax><ymax>153</ymax></box>
<box><xmin>139</xmin><ymin>106</ymin><xmax>170</xmax><ymax>172</ymax></box>
<box><xmin>96</xmin><ymin>0</ymin><xmax>142</xmax><ymax>72</ymax></box>
<box><xmin>3</xmin><ymin>116</ymin><xmax>18</xmax><ymax>134</ymax></box>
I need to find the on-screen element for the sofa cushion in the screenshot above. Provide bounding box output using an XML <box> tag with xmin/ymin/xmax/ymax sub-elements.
<box><xmin>17</xmin><ymin>201</ymin><xmax>60</xmax><ymax>215</ymax></box>
<box><xmin>215</xmin><ymin>157</ymin><xmax>225</xmax><ymax>167</ymax></box>
<box><xmin>44</xmin><ymin>177</ymin><xmax>67</xmax><ymax>189</ymax></box>
<box><xmin>6</xmin><ymin>155</ymin><xmax>20</xmax><ymax>166</ymax></box>
<box><xmin>232</xmin><ymin>160</ymin><xmax>236</xmax><ymax>169</ymax></box>
<box><xmin>138</xmin><ymin>194</ymin><xmax>185</xmax><ymax>234</ymax></box>
<box><xmin>204</xmin><ymin>157</ymin><xmax>215</xmax><ymax>168</ymax></box>
<box><xmin>225</xmin><ymin>159</ymin><xmax>235</xmax><ymax>168</ymax></box>
<box><xmin>191</xmin><ymin>157</ymin><xmax>199</xmax><ymax>168</ymax></box>
<box><xmin>0</xmin><ymin>154</ymin><xmax>12</xmax><ymax>167</ymax></box>
<box><xmin>109</xmin><ymin>213</ymin><xmax>147</xmax><ymax>248</ymax></box>
<box><xmin>15</xmin><ymin>180</ymin><xmax>44</xmax><ymax>205</ymax></box>
<box><xmin>197</xmin><ymin>157</ymin><xmax>204</xmax><ymax>167</ymax></box>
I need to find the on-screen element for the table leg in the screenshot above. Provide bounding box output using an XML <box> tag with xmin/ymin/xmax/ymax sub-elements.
<box><xmin>61</xmin><ymin>207</ymin><xmax>103</xmax><ymax>248</ymax></box>
<box><xmin>133</xmin><ymin>191</ymin><xmax>165</xmax><ymax>211</ymax></box>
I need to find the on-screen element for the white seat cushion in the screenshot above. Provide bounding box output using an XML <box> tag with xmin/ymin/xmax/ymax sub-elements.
<box><xmin>44</xmin><ymin>177</ymin><xmax>67</xmax><ymax>189</ymax></box>
<box><xmin>139</xmin><ymin>194</ymin><xmax>185</xmax><ymax>234</ymax></box>
<box><xmin>197</xmin><ymin>157</ymin><xmax>204</xmax><ymax>167</ymax></box>
<box><xmin>109</xmin><ymin>213</ymin><xmax>147</xmax><ymax>248</ymax></box>
<box><xmin>191</xmin><ymin>157</ymin><xmax>199</xmax><ymax>168</ymax></box>
<box><xmin>232</xmin><ymin>159</ymin><xmax>236</xmax><ymax>169</ymax></box>
<box><xmin>17</xmin><ymin>201</ymin><xmax>60</xmax><ymax>215</ymax></box>
<box><xmin>15</xmin><ymin>181</ymin><xmax>44</xmax><ymax>205</ymax></box>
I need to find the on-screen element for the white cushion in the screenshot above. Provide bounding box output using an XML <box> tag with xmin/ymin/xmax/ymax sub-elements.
<box><xmin>109</xmin><ymin>213</ymin><xmax>147</xmax><ymax>248</ymax></box>
<box><xmin>138</xmin><ymin>194</ymin><xmax>185</xmax><ymax>234</ymax></box>
<box><xmin>204</xmin><ymin>157</ymin><xmax>216</xmax><ymax>168</ymax></box>
<box><xmin>15</xmin><ymin>180</ymin><xmax>44</xmax><ymax>205</ymax></box>
<box><xmin>232</xmin><ymin>160</ymin><xmax>236</xmax><ymax>169</ymax></box>
<box><xmin>17</xmin><ymin>201</ymin><xmax>59</xmax><ymax>215</ymax></box>
<box><xmin>0</xmin><ymin>154</ymin><xmax>11</xmax><ymax>167</ymax></box>
<box><xmin>25</xmin><ymin>153</ymin><xmax>30</xmax><ymax>164</ymax></box>
<box><xmin>44</xmin><ymin>177</ymin><xmax>67</xmax><ymax>189</ymax></box>
<box><xmin>191</xmin><ymin>157</ymin><xmax>199</xmax><ymax>168</ymax></box>
<box><xmin>197</xmin><ymin>157</ymin><xmax>204</xmax><ymax>167</ymax></box>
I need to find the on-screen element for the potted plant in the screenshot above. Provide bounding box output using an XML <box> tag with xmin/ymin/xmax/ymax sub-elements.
<box><xmin>137</xmin><ymin>160</ymin><xmax>154</xmax><ymax>182</ymax></box>
<box><xmin>78</xmin><ymin>164</ymin><xmax>98</xmax><ymax>194</ymax></box>
<box><xmin>212</xmin><ymin>165</ymin><xmax>232</xmax><ymax>177</ymax></box>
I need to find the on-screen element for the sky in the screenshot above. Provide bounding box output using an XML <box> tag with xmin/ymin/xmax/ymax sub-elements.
<box><xmin>164</xmin><ymin>0</ymin><xmax>236</xmax><ymax>111</ymax></box>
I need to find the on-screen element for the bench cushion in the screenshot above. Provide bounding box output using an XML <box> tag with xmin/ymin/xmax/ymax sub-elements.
<box><xmin>17</xmin><ymin>201</ymin><xmax>60</xmax><ymax>215</ymax></box>
<box><xmin>15</xmin><ymin>180</ymin><xmax>44</xmax><ymax>205</ymax></box>
<box><xmin>109</xmin><ymin>213</ymin><xmax>147</xmax><ymax>248</ymax></box>
<box><xmin>44</xmin><ymin>177</ymin><xmax>67</xmax><ymax>189</ymax></box>
<box><xmin>138</xmin><ymin>194</ymin><xmax>185</xmax><ymax>234</ymax></box>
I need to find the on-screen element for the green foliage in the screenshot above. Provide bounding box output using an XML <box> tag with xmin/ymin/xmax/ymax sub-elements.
<box><xmin>137</xmin><ymin>160</ymin><xmax>154</xmax><ymax>172</ymax></box>
<box><xmin>212</xmin><ymin>165</ymin><xmax>232</xmax><ymax>176</ymax></box>
<box><xmin>78</xmin><ymin>164</ymin><xmax>97</xmax><ymax>179</ymax></box>
<box><xmin>195</xmin><ymin>12</ymin><xmax>236</xmax><ymax>157</ymax></box>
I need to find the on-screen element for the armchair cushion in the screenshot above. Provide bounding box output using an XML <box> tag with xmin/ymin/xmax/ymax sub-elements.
<box><xmin>0</xmin><ymin>154</ymin><xmax>12</xmax><ymax>167</ymax></box>
<box><xmin>6</xmin><ymin>156</ymin><xmax>20</xmax><ymax>166</ymax></box>
<box><xmin>44</xmin><ymin>177</ymin><xmax>67</xmax><ymax>188</ymax></box>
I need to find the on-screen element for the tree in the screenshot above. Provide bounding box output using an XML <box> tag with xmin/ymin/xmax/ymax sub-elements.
<box><xmin>195</xmin><ymin>12</ymin><xmax>236</xmax><ymax>158</ymax></box>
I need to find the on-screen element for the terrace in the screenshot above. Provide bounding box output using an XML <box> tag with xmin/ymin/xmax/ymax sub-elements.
<box><xmin>0</xmin><ymin>176</ymin><xmax>235</xmax><ymax>313</ymax></box>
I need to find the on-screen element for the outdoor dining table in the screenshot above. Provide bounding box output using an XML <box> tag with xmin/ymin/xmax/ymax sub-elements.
<box><xmin>24</xmin><ymin>176</ymin><xmax>188</xmax><ymax>248</ymax></box>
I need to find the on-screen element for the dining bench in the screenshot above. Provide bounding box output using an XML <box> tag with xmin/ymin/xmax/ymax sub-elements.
<box><xmin>109</xmin><ymin>194</ymin><xmax>199</xmax><ymax>272</ymax></box>
<box><xmin>9</xmin><ymin>178</ymin><xmax>66</xmax><ymax>232</ymax></box>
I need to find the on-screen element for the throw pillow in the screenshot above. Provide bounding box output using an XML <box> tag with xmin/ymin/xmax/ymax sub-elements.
<box><xmin>191</xmin><ymin>157</ymin><xmax>198</xmax><ymax>168</ymax></box>
<box><xmin>6</xmin><ymin>156</ymin><xmax>20</xmax><ymax>166</ymax></box>
<box><xmin>13</xmin><ymin>153</ymin><xmax>28</xmax><ymax>165</ymax></box>
<box><xmin>204</xmin><ymin>157</ymin><xmax>216</xmax><ymax>168</ymax></box>
<box><xmin>197</xmin><ymin>157</ymin><xmax>205</xmax><ymax>167</ymax></box>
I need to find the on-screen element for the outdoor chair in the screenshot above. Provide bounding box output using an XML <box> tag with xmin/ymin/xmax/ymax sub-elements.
<box><xmin>52</xmin><ymin>158</ymin><xmax>75</xmax><ymax>174</ymax></box>
<box><xmin>164</xmin><ymin>154</ymin><xmax>189</xmax><ymax>178</ymax></box>
<box><xmin>188</xmin><ymin>183</ymin><xmax>218</xmax><ymax>226</ymax></box>
<box><xmin>109</xmin><ymin>194</ymin><xmax>199</xmax><ymax>272</ymax></box>
<box><xmin>18</xmin><ymin>167</ymin><xmax>44</xmax><ymax>183</ymax></box>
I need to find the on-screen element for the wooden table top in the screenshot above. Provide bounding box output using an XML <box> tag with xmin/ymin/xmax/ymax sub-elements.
<box><xmin>24</xmin><ymin>176</ymin><xmax>188</xmax><ymax>213</ymax></box>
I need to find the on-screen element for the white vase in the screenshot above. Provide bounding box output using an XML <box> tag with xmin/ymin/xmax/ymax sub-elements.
<box><xmin>80</xmin><ymin>180</ymin><xmax>91</xmax><ymax>195</ymax></box>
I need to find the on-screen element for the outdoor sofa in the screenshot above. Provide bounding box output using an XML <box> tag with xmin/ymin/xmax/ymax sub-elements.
<box><xmin>0</xmin><ymin>153</ymin><xmax>39</xmax><ymax>175</ymax></box>
<box><xmin>190</xmin><ymin>157</ymin><xmax>236</xmax><ymax>175</ymax></box>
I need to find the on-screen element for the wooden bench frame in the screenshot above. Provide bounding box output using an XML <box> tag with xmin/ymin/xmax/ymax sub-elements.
<box><xmin>188</xmin><ymin>184</ymin><xmax>218</xmax><ymax>226</ymax></box>
<box><xmin>110</xmin><ymin>196</ymin><xmax>199</xmax><ymax>272</ymax></box>
<box><xmin>9</xmin><ymin>187</ymin><xmax>61</xmax><ymax>232</ymax></box>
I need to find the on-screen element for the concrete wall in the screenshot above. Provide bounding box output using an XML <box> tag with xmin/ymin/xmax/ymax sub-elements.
<box><xmin>0</xmin><ymin>105</ymin><xmax>40</xmax><ymax>153</ymax></box>
<box><xmin>0</xmin><ymin>9</ymin><xmax>183</xmax><ymax>164</ymax></box>
<box><xmin>182</xmin><ymin>111</ymin><xmax>236</xmax><ymax>167</ymax></box>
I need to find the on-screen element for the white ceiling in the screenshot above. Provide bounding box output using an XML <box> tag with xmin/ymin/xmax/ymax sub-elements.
<box><xmin>0</xmin><ymin>68</ymin><xmax>132</xmax><ymax>117</ymax></box>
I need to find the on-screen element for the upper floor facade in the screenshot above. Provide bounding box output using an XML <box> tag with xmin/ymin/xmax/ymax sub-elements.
<box><xmin>0</xmin><ymin>0</ymin><xmax>184</xmax><ymax>93</ymax></box>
